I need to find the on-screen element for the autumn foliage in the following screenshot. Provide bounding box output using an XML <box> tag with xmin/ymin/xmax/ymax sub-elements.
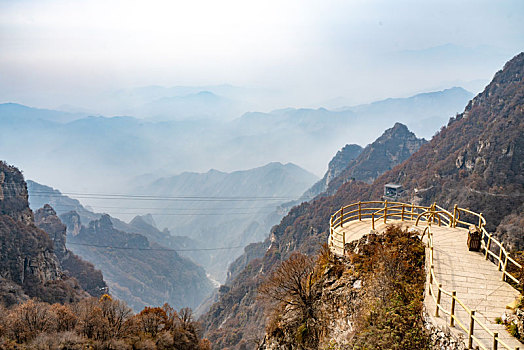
<box><xmin>0</xmin><ymin>294</ymin><xmax>211</xmax><ymax>349</ymax></box>
<box><xmin>258</xmin><ymin>226</ymin><xmax>429</xmax><ymax>349</ymax></box>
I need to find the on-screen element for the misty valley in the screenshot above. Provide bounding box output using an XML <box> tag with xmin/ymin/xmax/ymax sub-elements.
<box><xmin>1</xmin><ymin>2</ymin><xmax>523</xmax><ymax>348</ymax></box>
<box><xmin>0</xmin><ymin>86</ymin><xmax>472</xmax><ymax>303</ymax></box>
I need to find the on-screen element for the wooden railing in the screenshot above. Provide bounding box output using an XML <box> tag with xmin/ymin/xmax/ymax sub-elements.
<box><xmin>426</xmin><ymin>225</ymin><xmax>520</xmax><ymax>350</ymax></box>
<box><xmin>329</xmin><ymin>200</ymin><xmax>523</xmax><ymax>350</ymax></box>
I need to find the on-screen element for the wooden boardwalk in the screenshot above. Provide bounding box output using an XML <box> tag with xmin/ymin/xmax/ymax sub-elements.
<box><xmin>331</xmin><ymin>218</ymin><xmax>522</xmax><ymax>349</ymax></box>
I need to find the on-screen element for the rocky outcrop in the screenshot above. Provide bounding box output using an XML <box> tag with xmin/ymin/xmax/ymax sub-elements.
<box><xmin>35</xmin><ymin>204</ymin><xmax>68</xmax><ymax>259</ymax></box>
<box><xmin>35</xmin><ymin>205</ymin><xmax>108</xmax><ymax>297</ymax></box>
<box><xmin>326</xmin><ymin>122</ymin><xmax>426</xmax><ymax>194</ymax></box>
<box><xmin>60</xmin><ymin>210</ymin><xmax>83</xmax><ymax>236</ymax></box>
<box><xmin>0</xmin><ymin>162</ymin><xmax>33</xmax><ymax>225</ymax></box>
<box><xmin>66</xmin><ymin>212</ymin><xmax>214</xmax><ymax>312</ymax></box>
<box><xmin>0</xmin><ymin>161</ymin><xmax>87</xmax><ymax>306</ymax></box>
<box><xmin>424</xmin><ymin>316</ymin><xmax>467</xmax><ymax>350</ymax></box>
<box><xmin>301</xmin><ymin>144</ymin><xmax>363</xmax><ymax>200</ymax></box>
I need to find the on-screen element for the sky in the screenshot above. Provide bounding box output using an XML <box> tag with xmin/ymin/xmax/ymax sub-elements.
<box><xmin>1</xmin><ymin>0</ymin><xmax>523</xmax><ymax>111</ymax></box>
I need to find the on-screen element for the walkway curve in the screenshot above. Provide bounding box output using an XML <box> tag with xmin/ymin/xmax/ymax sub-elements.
<box><xmin>328</xmin><ymin>201</ymin><xmax>523</xmax><ymax>350</ymax></box>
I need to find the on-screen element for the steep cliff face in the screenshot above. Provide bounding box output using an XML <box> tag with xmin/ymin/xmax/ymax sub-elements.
<box><xmin>301</xmin><ymin>144</ymin><xmax>363</xmax><ymax>200</ymax></box>
<box><xmin>0</xmin><ymin>162</ymin><xmax>33</xmax><ymax>224</ymax></box>
<box><xmin>63</xmin><ymin>212</ymin><xmax>214</xmax><ymax>312</ymax></box>
<box><xmin>325</xmin><ymin>122</ymin><xmax>426</xmax><ymax>193</ymax></box>
<box><xmin>35</xmin><ymin>205</ymin><xmax>67</xmax><ymax>259</ymax></box>
<box><xmin>34</xmin><ymin>205</ymin><xmax>108</xmax><ymax>297</ymax></box>
<box><xmin>365</xmin><ymin>52</ymin><xmax>524</xmax><ymax>245</ymax></box>
<box><xmin>0</xmin><ymin>161</ymin><xmax>86</xmax><ymax>306</ymax></box>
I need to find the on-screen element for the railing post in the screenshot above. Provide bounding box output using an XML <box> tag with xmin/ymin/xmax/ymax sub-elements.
<box><xmin>340</xmin><ymin>207</ymin><xmax>344</xmax><ymax>228</ymax></box>
<box><xmin>411</xmin><ymin>203</ymin><xmax>415</xmax><ymax>221</ymax></box>
<box><xmin>479</xmin><ymin>213</ymin><xmax>483</xmax><ymax>229</ymax></box>
<box><xmin>401</xmin><ymin>205</ymin><xmax>405</xmax><ymax>221</ymax></box>
<box><xmin>435</xmin><ymin>284</ymin><xmax>442</xmax><ymax>317</ymax></box>
<box><xmin>358</xmin><ymin>201</ymin><xmax>362</xmax><ymax>221</ymax></box>
<box><xmin>372</xmin><ymin>213</ymin><xmax>375</xmax><ymax>230</ymax></box>
<box><xmin>498</xmin><ymin>248</ymin><xmax>503</xmax><ymax>271</ymax></box>
<box><xmin>430</xmin><ymin>264</ymin><xmax>434</xmax><ymax>285</ymax></box>
<box><xmin>384</xmin><ymin>200</ymin><xmax>388</xmax><ymax>224</ymax></box>
<box><xmin>450</xmin><ymin>291</ymin><xmax>456</xmax><ymax>327</ymax></box>
<box><xmin>343</xmin><ymin>231</ymin><xmax>346</xmax><ymax>256</ymax></box>
<box><xmin>502</xmin><ymin>254</ymin><xmax>508</xmax><ymax>281</ymax></box>
<box><xmin>468</xmin><ymin>310</ymin><xmax>475</xmax><ymax>349</ymax></box>
<box><xmin>493</xmin><ymin>332</ymin><xmax>498</xmax><ymax>350</ymax></box>
<box><xmin>453</xmin><ymin>204</ymin><xmax>458</xmax><ymax>228</ymax></box>
<box><xmin>485</xmin><ymin>234</ymin><xmax>491</xmax><ymax>260</ymax></box>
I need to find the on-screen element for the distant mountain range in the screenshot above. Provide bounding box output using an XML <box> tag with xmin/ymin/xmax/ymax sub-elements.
<box><xmin>134</xmin><ymin>162</ymin><xmax>318</xmax><ymax>282</ymax></box>
<box><xmin>0</xmin><ymin>87</ymin><xmax>472</xmax><ymax>194</ymax></box>
<box><xmin>27</xmin><ymin>161</ymin><xmax>317</xmax><ymax>285</ymax></box>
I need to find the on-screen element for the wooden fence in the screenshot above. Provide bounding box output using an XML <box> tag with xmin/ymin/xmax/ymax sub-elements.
<box><xmin>328</xmin><ymin>200</ymin><xmax>522</xmax><ymax>350</ymax></box>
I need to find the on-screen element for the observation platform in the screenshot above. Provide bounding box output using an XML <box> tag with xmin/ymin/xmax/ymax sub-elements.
<box><xmin>329</xmin><ymin>201</ymin><xmax>523</xmax><ymax>350</ymax></box>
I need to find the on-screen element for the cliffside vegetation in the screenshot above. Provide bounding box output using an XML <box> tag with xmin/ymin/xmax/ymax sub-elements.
<box><xmin>259</xmin><ymin>226</ymin><xmax>428</xmax><ymax>349</ymax></box>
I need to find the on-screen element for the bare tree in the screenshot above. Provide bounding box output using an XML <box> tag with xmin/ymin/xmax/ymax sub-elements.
<box><xmin>258</xmin><ymin>252</ymin><xmax>317</xmax><ymax>318</ymax></box>
<box><xmin>8</xmin><ymin>299</ymin><xmax>57</xmax><ymax>342</ymax></box>
<box><xmin>98</xmin><ymin>294</ymin><xmax>132</xmax><ymax>337</ymax></box>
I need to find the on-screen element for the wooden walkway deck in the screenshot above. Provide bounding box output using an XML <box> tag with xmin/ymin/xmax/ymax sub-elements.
<box><xmin>332</xmin><ymin>219</ymin><xmax>522</xmax><ymax>349</ymax></box>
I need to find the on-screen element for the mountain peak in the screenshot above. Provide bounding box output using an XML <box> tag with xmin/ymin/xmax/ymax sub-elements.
<box><xmin>380</xmin><ymin>122</ymin><xmax>420</xmax><ymax>140</ymax></box>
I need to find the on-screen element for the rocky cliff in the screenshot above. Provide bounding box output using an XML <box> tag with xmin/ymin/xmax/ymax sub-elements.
<box><xmin>325</xmin><ymin>122</ymin><xmax>426</xmax><ymax>193</ymax></box>
<box><xmin>0</xmin><ymin>161</ymin><xmax>87</xmax><ymax>306</ymax></box>
<box><xmin>62</xmin><ymin>212</ymin><xmax>214</xmax><ymax>312</ymax></box>
<box><xmin>301</xmin><ymin>144</ymin><xmax>363</xmax><ymax>200</ymax></box>
<box><xmin>34</xmin><ymin>204</ymin><xmax>107</xmax><ymax>297</ymax></box>
<box><xmin>366</xmin><ymin>52</ymin><xmax>524</xmax><ymax>247</ymax></box>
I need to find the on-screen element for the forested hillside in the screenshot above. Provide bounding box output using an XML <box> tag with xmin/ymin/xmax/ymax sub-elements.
<box><xmin>200</xmin><ymin>52</ymin><xmax>524</xmax><ymax>349</ymax></box>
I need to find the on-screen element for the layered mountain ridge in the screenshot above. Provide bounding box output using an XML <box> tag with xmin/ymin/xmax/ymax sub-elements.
<box><xmin>0</xmin><ymin>87</ymin><xmax>471</xmax><ymax>194</ymax></box>
<box><xmin>61</xmin><ymin>211</ymin><xmax>214</xmax><ymax>312</ymax></box>
<box><xmin>200</xmin><ymin>52</ymin><xmax>524</xmax><ymax>349</ymax></box>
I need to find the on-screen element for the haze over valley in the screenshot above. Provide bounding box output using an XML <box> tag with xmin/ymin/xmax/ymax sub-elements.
<box><xmin>1</xmin><ymin>1</ymin><xmax>523</xmax><ymax>348</ymax></box>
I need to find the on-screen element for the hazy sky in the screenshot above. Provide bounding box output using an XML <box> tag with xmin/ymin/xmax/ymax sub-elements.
<box><xmin>1</xmin><ymin>0</ymin><xmax>523</xmax><ymax>110</ymax></box>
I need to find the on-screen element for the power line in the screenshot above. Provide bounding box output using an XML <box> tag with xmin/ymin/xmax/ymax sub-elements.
<box><xmin>65</xmin><ymin>211</ymin><xmax>271</xmax><ymax>216</ymax></box>
<box><xmin>26</xmin><ymin>203</ymin><xmax>279</xmax><ymax>211</ymax></box>
<box><xmin>26</xmin><ymin>193</ymin><xmax>294</xmax><ymax>202</ymax></box>
<box><xmin>3</xmin><ymin>183</ymin><xmax>300</xmax><ymax>201</ymax></box>
<box><xmin>67</xmin><ymin>242</ymin><xmax>244</xmax><ymax>252</ymax></box>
